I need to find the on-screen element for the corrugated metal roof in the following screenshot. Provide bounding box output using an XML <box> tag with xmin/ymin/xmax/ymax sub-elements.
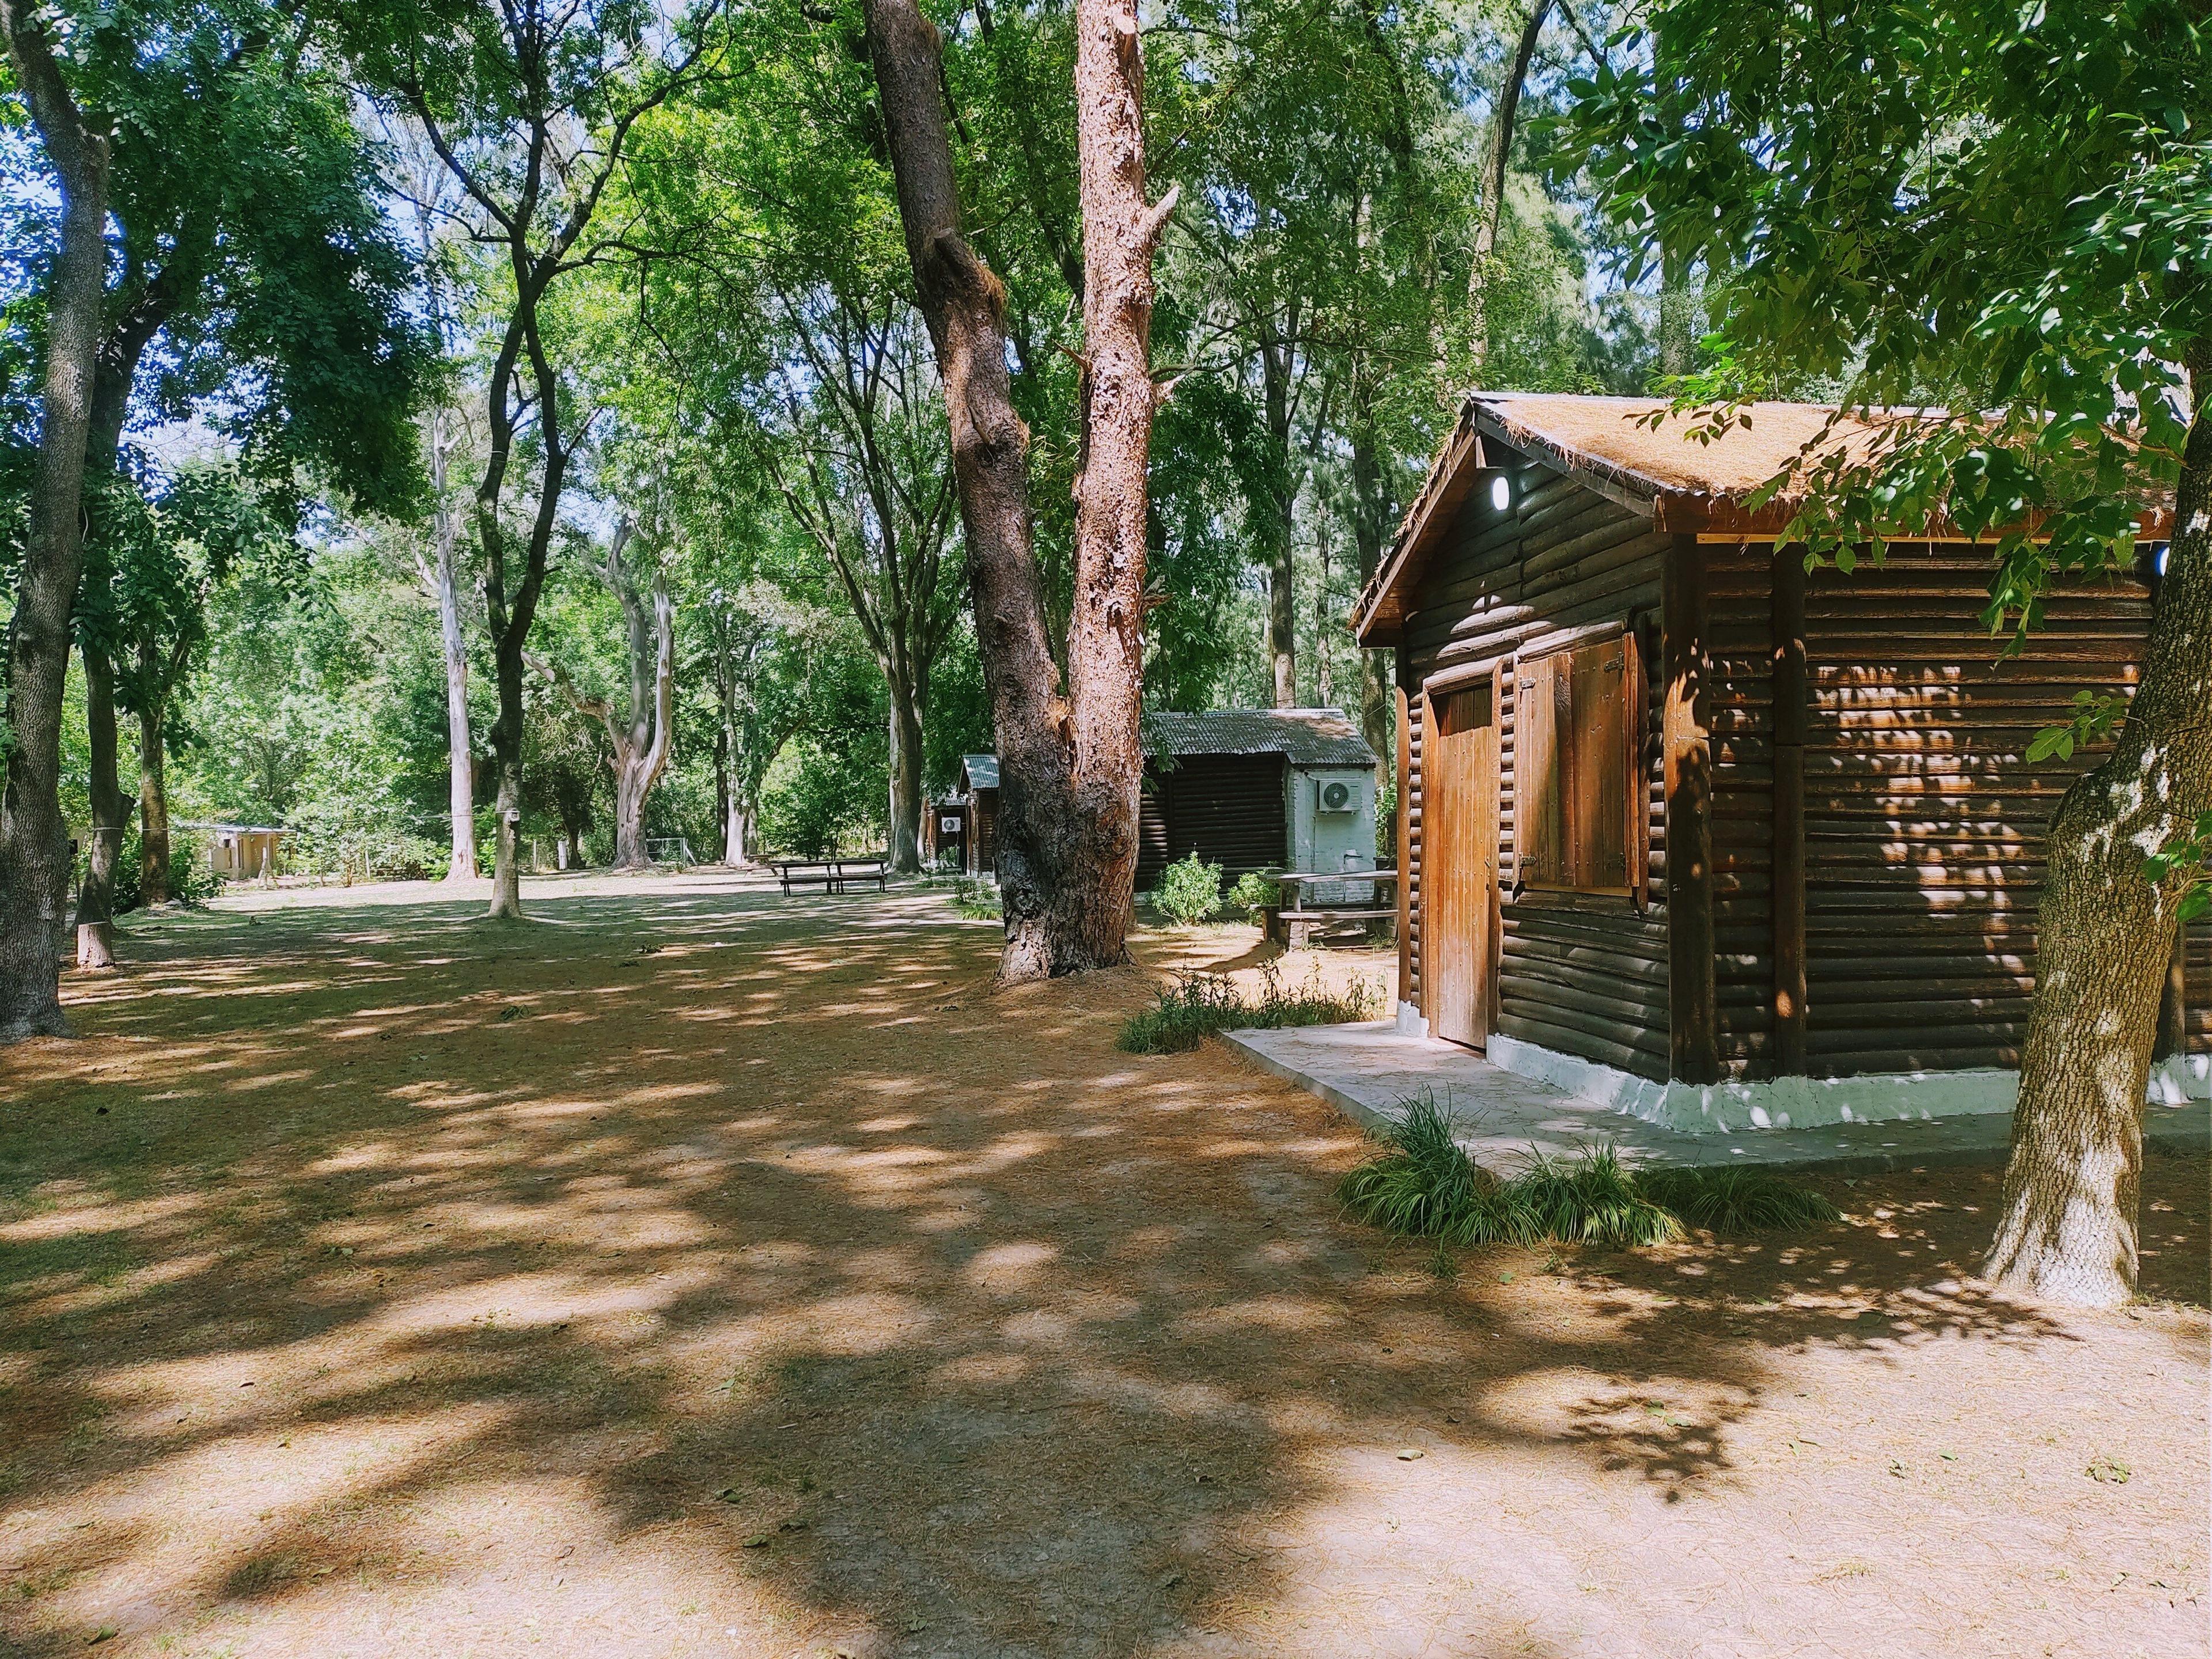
<box><xmin>961</xmin><ymin>754</ymin><xmax>999</xmax><ymax>790</ymax></box>
<box><xmin>1143</xmin><ymin>708</ymin><xmax>1377</xmax><ymax>768</ymax></box>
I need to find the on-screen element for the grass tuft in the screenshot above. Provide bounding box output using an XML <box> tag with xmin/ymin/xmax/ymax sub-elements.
<box><xmin>1118</xmin><ymin>962</ymin><xmax>1380</xmax><ymax>1054</ymax></box>
<box><xmin>1336</xmin><ymin>1101</ymin><xmax>1839</xmax><ymax>1253</ymax></box>
<box><xmin>1637</xmin><ymin>1165</ymin><xmax>1843</xmax><ymax>1234</ymax></box>
<box><xmin>1513</xmin><ymin>1143</ymin><xmax>1683</xmax><ymax>1248</ymax></box>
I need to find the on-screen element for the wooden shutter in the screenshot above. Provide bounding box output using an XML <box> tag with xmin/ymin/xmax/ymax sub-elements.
<box><xmin>1516</xmin><ymin>652</ymin><xmax>1563</xmax><ymax>886</ymax></box>
<box><xmin>1567</xmin><ymin>635</ymin><xmax>1633</xmax><ymax>889</ymax></box>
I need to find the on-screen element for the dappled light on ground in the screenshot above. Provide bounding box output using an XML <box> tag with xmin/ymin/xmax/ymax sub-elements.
<box><xmin>2</xmin><ymin>870</ymin><xmax>2205</xmax><ymax>1657</ymax></box>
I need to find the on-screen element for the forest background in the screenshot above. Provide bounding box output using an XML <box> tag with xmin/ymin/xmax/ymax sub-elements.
<box><xmin>2</xmin><ymin>0</ymin><xmax>1666</xmax><ymax>891</ymax></box>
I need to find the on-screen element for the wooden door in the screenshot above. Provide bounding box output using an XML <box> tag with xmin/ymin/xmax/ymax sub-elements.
<box><xmin>1423</xmin><ymin>684</ymin><xmax>1499</xmax><ymax>1049</ymax></box>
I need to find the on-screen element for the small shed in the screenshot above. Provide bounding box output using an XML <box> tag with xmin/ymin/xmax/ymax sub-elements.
<box><xmin>957</xmin><ymin>754</ymin><xmax>999</xmax><ymax>876</ymax></box>
<box><xmin>199</xmin><ymin>823</ymin><xmax>290</xmax><ymax>881</ymax></box>
<box><xmin>1137</xmin><ymin>708</ymin><xmax>1380</xmax><ymax>887</ymax></box>
<box><xmin>1354</xmin><ymin>392</ymin><xmax>2205</xmax><ymax>1129</ymax></box>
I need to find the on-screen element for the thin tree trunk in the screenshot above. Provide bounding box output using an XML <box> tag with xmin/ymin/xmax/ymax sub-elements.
<box><xmin>0</xmin><ymin>1</ymin><xmax>108</xmax><ymax>1039</ymax></box>
<box><xmin>1347</xmin><ymin>406</ymin><xmax>1395</xmax><ymax>784</ymax></box>
<box><xmin>863</xmin><ymin>0</ymin><xmax>1170</xmax><ymax>976</ymax></box>
<box><xmin>428</xmin><ymin>417</ymin><xmax>476</xmax><ymax>881</ymax></box>
<box><xmin>888</xmin><ymin>676</ymin><xmax>926</xmax><ymax>873</ymax></box>
<box><xmin>1469</xmin><ymin>0</ymin><xmax>1550</xmax><ymax>376</ymax></box>
<box><xmin>137</xmin><ymin>703</ymin><xmax>171</xmax><ymax>907</ymax></box>
<box><xmin>73</xmin><ymin>643</ymin><xmax>128</xmax><ymax>969</ymax></box>
<box><xmin>1986</xmin><ymin>354</ymin><xmax>2212</xmax><ymax>1306</ymax></box>
<box><xmin>1262</xmin><ymin>341</ymin><xmax>1298</xmax><ymax>707</ymax></box>
<box><xmin>488</xmin><ymin>645</ymin><xmax>527</xmax><ymax>917</ymax></box>
<box><xmin>715</xmin><ymin>722</ymin><xmax>734</xmax><ymax>863</ymax></box>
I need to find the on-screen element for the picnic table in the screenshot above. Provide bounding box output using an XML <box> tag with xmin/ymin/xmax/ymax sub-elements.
<box><xmin>1262</xmin><ymin>868</ymin><xmax>1399</xmax><ymax>949</ymax></box>
<box><xmin>771</xmin><ymin>857</ymin><xmax>889</xmax><ymax>896</ymax></box>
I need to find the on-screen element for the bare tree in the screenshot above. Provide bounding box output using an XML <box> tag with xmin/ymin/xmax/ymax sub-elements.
<box><xmin>530</xmin><ymin>520</ymin><xmax>676</xmax><ymax>870</ymax></box>
<box><xmin>862</xmin><ymin>0</ymin><xmax>1171</xmax><ymax>974</ymax></box>
<box><xmin>0</xmin><ymin>0</ymin><xmax>110</xmax><ymax>1037</ymax></box>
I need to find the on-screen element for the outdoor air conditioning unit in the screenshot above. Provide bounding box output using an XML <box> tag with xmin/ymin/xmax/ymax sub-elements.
<box><xmin>1315</xmin><ymin>777</ymin><xmax>1357</xmax><ymax>814</ymax></box>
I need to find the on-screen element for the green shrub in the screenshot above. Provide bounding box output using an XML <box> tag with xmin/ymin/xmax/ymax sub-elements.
<box><xmin>948</xmin><ymin>877</ymin><xmax>1001</xmax><ymax>920</ymax></box>
<box><xmin>1335</xmin><ymin>1094</ymin><xmax>1535</xmax><ymax>1245</ymax></box>
<box><xmin>1152</xmin><ymin>853</ymin><xmax>1224</xmax><ymax>926</ymax></box>
<box><xmin>1636</xmin><ymin>1165</ymin><xmax>1842</xmax><ymax>1234</ymax></box>
<box><xmin>1118</xmin><ymin>960</ymin><xmax>1381</xmax><ymax>1054</ymax></box>
<box><xmin>1227</xmin><ymin>867</ymin><xmax>1283</xmax><ymax>920</ymax></box>
<box><xmin>1512</xmin><ymin>1144</ymin><xmax>1683</xmax><ymax>1248</ymax></box>
<box><xmin>1336</xmin><ymin>1108</ymin><xmax>1838</xmax><ymax>1251</ymax></box>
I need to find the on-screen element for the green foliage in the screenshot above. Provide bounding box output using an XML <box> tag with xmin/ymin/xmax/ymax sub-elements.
<box><xmin>1152</xmin><ymin>853</ymin><xmax>1225</xmax><ymax>926</ymax></box>
<box><xmin>1338</xmin><ymin>1107</ymin><xmax>1839</xmax><ymax>1248</ymax></box>
<box><xmin>1227</xmin><ymin>867</ymin><xmax>1283</xmax><ymax>921</ymax></box>
<box><xmin>1118</xmin><ymin>963</ymin><xmax>1382</xmax><ymax>1054</ymax></box>
<box><xmin>1335</xmin><ymin>1096</ymin><xmax>1531</xmax><ymax>1245</ymax></box>
<box><xmin>89</xmin><ymin>829</ymin><xmax>222</xmax><ymax>914</ymax></box>
<box><xmin>1635</xmin><ymin>1166</ymin><xmax>1842</xmax><ymax>1235</ymax></box>
<box><xmin>2143</xmin><ymin>810</ymin><xmax>2212</xmax><ymax>925</ymax></box>
<box><xmin>1511</xmin><ymin>1145</ymin><xmax>1683</xmax><ymax>1249</ymax></box>
<box><xmin>1567</xmin><ymin>0</ymin><xmax>2207</xmax><ymax>639</ymax></box>
<box><xmin>948</xmin><ymin>878</ymin><xmax>1001</xmax><ymax>921</ymax></box>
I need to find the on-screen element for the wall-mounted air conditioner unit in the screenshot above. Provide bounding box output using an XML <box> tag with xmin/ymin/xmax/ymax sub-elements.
<box><xmin>1316</xmin><ymin>777</ymin><xmax>1356</xmax><ymax>814</ymax></box>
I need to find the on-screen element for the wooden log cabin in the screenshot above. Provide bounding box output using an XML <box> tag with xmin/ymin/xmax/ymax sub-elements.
<box><xmin>1354</xmin><ymin>393</ymin><xmax>2206</xmax><ymax>1131</ymax></box>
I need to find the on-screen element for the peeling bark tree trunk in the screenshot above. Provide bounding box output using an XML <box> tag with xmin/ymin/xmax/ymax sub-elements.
<box><xmin>533</xmin><ymin>522</ymin><xmax>675</xmax><ymax>872</ymax></box>
<box><xmin>0</xmin><ymin>0</ymin><xmax>108</xmax><ymax>1039</ymax></box>
<box><xmin>73</xmin><ymin>647</ymin><xmax>126</xmax><ymax>969</ymax></box>
<box><xmin>863</xmin><ymin>0</ymin><xmax>1172</xmax><ymax>976</ymax></box>
<box><xmin>1062</xmin><ymin>0</ymin><xmax>1176</xmax><ymax>963</ymax></box>
<box><xmin>1986</xmin><ymin>356</ymin><xmax>2212</xmax><ymax>1307</ymax></box>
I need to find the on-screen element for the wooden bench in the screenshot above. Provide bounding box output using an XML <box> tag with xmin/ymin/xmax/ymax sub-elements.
<box><xmin>1262</xmin><ymin>869</ymin><xmax>1400</xmax><ymax>949</ymax></box>
<box><xmin>772</xmin><ymin>857</ymin><xmax>889</xmax><ymax>896</ymax></box>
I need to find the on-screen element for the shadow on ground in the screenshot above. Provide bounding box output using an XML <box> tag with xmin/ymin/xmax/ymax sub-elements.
<box><xmin>1</xmin><ymin>872</ymin><xmax>2203</xmax><ymax>1657</ymax></box>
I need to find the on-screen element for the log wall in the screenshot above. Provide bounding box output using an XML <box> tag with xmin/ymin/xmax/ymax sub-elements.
<box><xmin>1400</xmin><ymin>452</ymin><xmax>1672</xmax><ymax>1080</ymax></box>
<box><xmin>1794</xmin><ymin>543</ymin><xmax>2153</xmax><ymax>1074</ymax></box>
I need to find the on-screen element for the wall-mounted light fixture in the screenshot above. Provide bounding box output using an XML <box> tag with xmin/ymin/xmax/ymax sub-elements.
<box><xmin>1489</xmin><ymin>473</ymin><xmax>1512</xmax><ymax>513</ymax></box>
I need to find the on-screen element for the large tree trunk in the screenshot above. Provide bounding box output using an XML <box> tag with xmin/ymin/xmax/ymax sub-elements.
<box><xmin>1985</xmin><ymin>359</ymin><xmax>2212</xmax><ymax>1307</ymax></box>
<box><xmin>1060</xmin><ymin>0</ymin><xmax>1173</xmax><ymax>961</ymax></box>
<box><xmin>0</xmin><ymin>2</ymin><xmax>108</xmax><ymax>1040</ymax></box>
<box><xmin>137</xmin><ymin>702</ymin><xmax>171</xmax><ymax>907</ymax></box>
<box><xmin>863</xmin><ymin>0</ymin><xmax>1169</xmax><ymax>977</ymax></box>
<box><xmin>73</xmin><ymin>643</ymin><xmax>128</xmax><ymax>969</ymax></box>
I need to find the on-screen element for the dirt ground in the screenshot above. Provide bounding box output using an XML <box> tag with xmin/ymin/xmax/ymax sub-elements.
<box><xmin>1</xmin><ymin>869</ymin><xmax>2205</xmax><ymax>1659</ymax></box>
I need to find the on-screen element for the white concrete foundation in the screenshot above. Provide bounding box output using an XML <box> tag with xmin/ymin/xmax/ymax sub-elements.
<box><xmin>1486</xmin><ymin>1033</ymin><xmax>2212</xmax><ymax>1134</ymax></box>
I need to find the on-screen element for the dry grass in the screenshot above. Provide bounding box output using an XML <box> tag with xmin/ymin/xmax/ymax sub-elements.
<box><xmin>0</xmin><ymin>869</ymin><xmax>2203</xmax><ymax>1658</ymax></box>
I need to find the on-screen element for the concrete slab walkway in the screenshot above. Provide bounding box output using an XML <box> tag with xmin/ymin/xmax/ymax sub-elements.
<box><xmin>1222</xmin><ymin>1020</ymin><xmax>2212</xmax><ymax>1176</ymax></box>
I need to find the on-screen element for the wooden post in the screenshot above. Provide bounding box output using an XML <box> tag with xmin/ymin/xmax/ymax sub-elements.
<box><xmin>1664</xmin><ymin>533</ymin><xmax>1719</xmax><ymax>1084</ymax></box>
<box><xmin>1395</xmin><ymin>683</ymin><xmax>1412</xmax><ymax>1009</ymax></box>
<box><xmin>1771</xmin><ymin>543</ymin><xmax>1809</xmax><ymax>1075</ymax></box>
